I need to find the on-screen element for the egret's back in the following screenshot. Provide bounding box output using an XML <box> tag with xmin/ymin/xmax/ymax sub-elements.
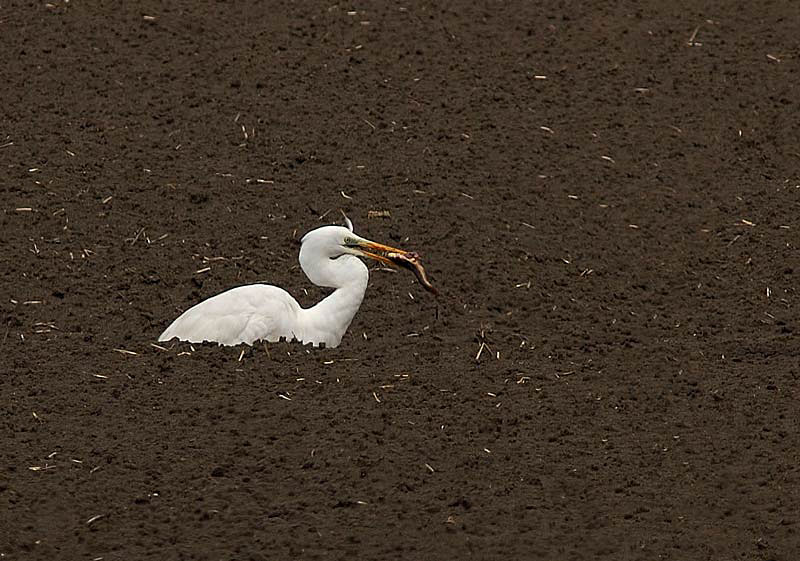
<box><xmin>159</xmin><ymin>284</ymin><xmax>301</xmax><ymax>346</ymax></box>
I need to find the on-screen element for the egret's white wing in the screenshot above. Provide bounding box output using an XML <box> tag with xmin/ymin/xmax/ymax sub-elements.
<box><xmin>159</xmin><ymin>284</ymin><xmax>301</xmax><ymax>346</ymax></box>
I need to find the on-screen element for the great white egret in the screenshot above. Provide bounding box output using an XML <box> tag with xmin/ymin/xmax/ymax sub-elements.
<box><xmin>158</xmin><ymin>223</ymin><xmax>435</xmax><ymax>348</ymax></box>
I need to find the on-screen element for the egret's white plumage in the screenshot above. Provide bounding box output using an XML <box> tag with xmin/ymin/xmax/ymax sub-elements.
<box><xmin>158</xmin><ymin>224</ymin><xmax>419</xmax><ymax>348</ymax></box>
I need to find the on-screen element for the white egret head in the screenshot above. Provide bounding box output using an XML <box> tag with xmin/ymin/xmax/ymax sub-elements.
<box><xmin>299</xmin><ymin>225</ymin><xmax>437</xmax><ymax>293</ymax></box>
<box><xmin>300</xmin><ymin>225</ymin><xmax>400</xmax><ymax>264</ymax></box>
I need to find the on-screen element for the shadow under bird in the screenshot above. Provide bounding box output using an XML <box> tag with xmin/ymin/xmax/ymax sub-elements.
<box><xmin>158</xmin><ymin>221</ymin><xmax>436</xmax><ymax>348</ymax></box>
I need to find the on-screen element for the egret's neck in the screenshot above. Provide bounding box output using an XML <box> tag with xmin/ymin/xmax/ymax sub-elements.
<box><xmin>297</xmin><ymin>255</ymin><xmax>370</xmax><ymax>347</ymax></box>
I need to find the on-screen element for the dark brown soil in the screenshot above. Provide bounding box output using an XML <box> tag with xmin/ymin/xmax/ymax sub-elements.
<box><xmin>2</xmin><ymin>1</ymin><xmax>800</xmax><ymax>559</ymax></box>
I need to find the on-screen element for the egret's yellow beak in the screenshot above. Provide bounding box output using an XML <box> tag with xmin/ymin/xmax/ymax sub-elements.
<box><xmin>349</xmin><ymin>238</ymin><xmax>437</xmax><ymax>294</ymax></box>
<box><xmin>352</xmin><ymin>239</ymin><xmax>410</xmax><ymax>267</ymax></box>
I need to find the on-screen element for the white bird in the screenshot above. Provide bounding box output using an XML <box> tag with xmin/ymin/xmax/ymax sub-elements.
<box><xmin>158</xmin><ymin>222</ymin><xmax>435</xmax><ymax>348</ymax></box>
